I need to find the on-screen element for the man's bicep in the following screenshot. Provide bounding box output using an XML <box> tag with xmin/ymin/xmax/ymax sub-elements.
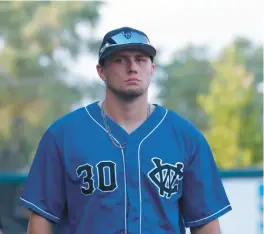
<box><xmin>27</xmin><ymin>211</ymin><xmax>53</xmax><ymax>234</ymax></box>
<box><xmin>190</xmin><ymin>219</ymin><xmax>221</xmax><ymax>234</ymax></box>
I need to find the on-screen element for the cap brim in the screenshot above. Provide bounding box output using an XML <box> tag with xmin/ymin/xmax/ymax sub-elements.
<box><xmin>99</xmin><ymin>44</ymin><xmax>156</xmax><ymax>63</ymax></box>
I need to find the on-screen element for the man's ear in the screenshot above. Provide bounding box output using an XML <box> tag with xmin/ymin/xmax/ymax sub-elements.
<box><xmin>151</xmin><ymin>62</ymin><xmax>156</xmax><ymax>77</ymax></box>
<box><xmin>96</xmin><ymin>64</ymin><xmax>106</xmax><ymax>82</ymax></box>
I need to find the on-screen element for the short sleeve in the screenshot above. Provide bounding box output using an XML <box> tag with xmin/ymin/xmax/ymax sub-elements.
<box><xmin>179</xmin><ymin>130</ymin><xmax>232</xmax><ymax>228</ymax></box>
<box><xmin>20</xmin><ymin>128</ymin><xmax>66</xmax><ymax>223</ymax></box>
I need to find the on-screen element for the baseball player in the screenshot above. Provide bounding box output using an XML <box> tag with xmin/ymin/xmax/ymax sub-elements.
<box><xmin>20</xmin><ymin>27</ymin><xmax>232</xmax><ymax>234</ymax></box>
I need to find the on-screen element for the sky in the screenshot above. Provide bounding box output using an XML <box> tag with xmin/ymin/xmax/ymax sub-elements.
<box><xmin>72</xmin><ymin>0</ymin><xmax>263</xmax><ymax>102</ymax></box>
<box><xmin>97</xmin><ymin>0</ymin><xmax>263</xmax><ymax>62</ymax></box>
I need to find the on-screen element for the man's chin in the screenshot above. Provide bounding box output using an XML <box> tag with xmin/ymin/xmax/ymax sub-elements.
<box><xmin>113</xmin><ymin>89</ymin><xmax>144</xmax><ymax>100</ymax></box>
<box><xmin>119</xmin><ymin>91</ymin><xmax>144</xmax><ymax>100</ymax></box>
<box><xmin>106</xmin><ymin>84</ymin><xmax>148</xmax><ymax>100</ymax></box>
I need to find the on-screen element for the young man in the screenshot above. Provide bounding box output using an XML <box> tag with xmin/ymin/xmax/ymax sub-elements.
<box><xmin>20</xmin><ymin>27</ymin><xmax>232</xmax><ymax>234</ymax></box>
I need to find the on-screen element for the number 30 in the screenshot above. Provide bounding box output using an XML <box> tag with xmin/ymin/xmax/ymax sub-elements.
<box><xmin>76</xmin><ymin>161</ymin><xmax>117</xmax><ymax>195</ymax></box>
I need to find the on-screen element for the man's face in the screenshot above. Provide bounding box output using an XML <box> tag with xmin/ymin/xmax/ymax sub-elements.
<box><xmin>97</xmin><ymin>49</ymin><xmax>156</xmax><ymax>100</ymax></box>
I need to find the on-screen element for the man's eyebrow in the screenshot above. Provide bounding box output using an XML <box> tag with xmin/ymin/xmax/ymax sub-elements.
<box><xmin>112</xmin><ymin>53</ymin><xmax>148</xmax><ymax>59</ymax></box>
<box><xmin>136</xmin><ymin>54</ymin><xmax>148</xmax><ymax>58</ymax></box>
<box><xmin>112</xmin><ymin>55</ymin><xmax>127</xmax><ymax>58</ymax></box>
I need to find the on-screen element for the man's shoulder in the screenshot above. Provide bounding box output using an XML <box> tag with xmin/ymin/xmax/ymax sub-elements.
<box><xmin>49</xmin><ymin>107</ymin><xmax>85</xmax><ymax>130</ymax></box>
<box><xmin>166</xmin><ymin>108</ymin><xmax>197</xmax><ymax>129</ymax></box>
<box><xmin>163</xmin><ymin>107</ymin><xmax>204</xmax><ymax>138</ymax></box>
<box><xmin>46</xmin><ymin>102</ymin><xmax>97</xmax><ymax>136</ymax></box>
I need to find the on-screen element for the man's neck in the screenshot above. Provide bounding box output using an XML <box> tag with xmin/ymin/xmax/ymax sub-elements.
<box><xmin>100</xmin><ymin>94</ymin><xmax>151</xmax><ymax>133</ymax></box>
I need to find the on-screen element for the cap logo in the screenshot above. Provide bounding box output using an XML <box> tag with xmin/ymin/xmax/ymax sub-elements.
<box><xmin>122</xmin><ymin>31</ymin><xmax>132</xmax><ymax>39</ymax></box>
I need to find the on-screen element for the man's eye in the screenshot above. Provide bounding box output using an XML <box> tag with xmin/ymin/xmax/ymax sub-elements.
<box><xmin>114</xmin><ymin>58</ymin><xmax>125</xmax><ymax>63</ymax></box>
<box><xmin>137</xmin><ymin>58</ymin><xmax>146</xmax><ymax>62</ymax></box>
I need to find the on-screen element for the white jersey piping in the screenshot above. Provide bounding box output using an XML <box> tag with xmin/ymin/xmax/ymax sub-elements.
<box><xmin>185</xmin><ymin>204</ymin><xmax>231</xmax><ymax>224</ymax></box>
<box><xmin>138</xmin><ymin>109</ymin><xmax>168</xmax><ymax>234</ymax></box>
<box><xmin>20</xmin><ymin>197</ymin><xmax>60</xmax><ymax>220</ymax></box>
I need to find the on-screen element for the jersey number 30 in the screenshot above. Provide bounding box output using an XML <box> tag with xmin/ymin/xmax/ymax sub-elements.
<box><xmin>76</xmin><ymin>161</ymin><xmax>117</xmax><ymax>195</ymax></box>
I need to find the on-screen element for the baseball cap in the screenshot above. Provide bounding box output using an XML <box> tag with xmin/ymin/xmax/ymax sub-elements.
<box><xmin>98</xmin><ymin>27</ymin><xmax>156</xmax><ymax>64</ymax></box>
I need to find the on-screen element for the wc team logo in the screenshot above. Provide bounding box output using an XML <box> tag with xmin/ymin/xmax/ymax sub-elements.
<box><xmin>148</xmin><ymin>157</ymin><xmax>184</xmax><ymax>199</ymax></box>
<box><xmin>122</xmin><ymin>30</ymin><xmax>132</xmax><ymax>39</ymax></box>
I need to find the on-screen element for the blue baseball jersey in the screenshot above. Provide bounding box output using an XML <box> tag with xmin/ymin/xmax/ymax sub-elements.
<box><xmin>20</xmin><ymin>101</ymin><xmax>232</xmax><ymax>233</ymax></box>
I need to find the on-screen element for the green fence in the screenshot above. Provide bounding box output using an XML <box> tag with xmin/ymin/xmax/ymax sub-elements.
<box><xmin>0</xmin><ymin>169</ymin><xmax>263</xmax><ymax>234</ymax></box>
<box><xmin>0</xmin><ymin>174</ymin><xmax>27</xmax><ymax>234</ymax></box>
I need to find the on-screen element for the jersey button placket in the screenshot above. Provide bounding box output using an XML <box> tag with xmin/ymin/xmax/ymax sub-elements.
<box><xmin>124</xmin><ymin>137</ymin><xmax>142</xmax><ymax>234</ymax></box>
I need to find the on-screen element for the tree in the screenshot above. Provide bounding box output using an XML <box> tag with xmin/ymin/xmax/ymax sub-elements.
<box><xmin>223</xmin><ymin>38</ymin><xmax>263</xmax><ymax>165</ymax></box>
<box><xmin>0</xmin><ymin>1</ymin><xmax>103</xmax><ymax>171</ymax></box>
<box><xmin>156</xmin><ymin>44</ymin><xmax>214</xmax><ymax>130</ymax></box>
<box><xmin>198</xmin><ymin>47</ymin><xmax>259</xmax><ymax>169</ymax></box>
<box><xmin>226</xmin><ymin>37</ymin><xmax>263</xmax><ymax>85</ymax></box>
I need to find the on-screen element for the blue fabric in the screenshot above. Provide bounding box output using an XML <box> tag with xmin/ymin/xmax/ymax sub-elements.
<box><xmin>20</xmin><ymin>101</ymin><xmax>231</xmax><ymax>233</ymax></box>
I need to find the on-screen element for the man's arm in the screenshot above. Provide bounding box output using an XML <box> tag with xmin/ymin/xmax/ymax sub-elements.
<box><xmin>190</xmin><ymin>219</ymin><xmax>221</xmax><ymax>234</ymax></box>
<box><xmin>20</xmin><ymin>129</ymin><xmax>66</xmax><ymax>231</ymax></box>
<box><xmin>27</xmin><ymin>211</ymin><xmax>53</xmax><ymax>234</ymax></box>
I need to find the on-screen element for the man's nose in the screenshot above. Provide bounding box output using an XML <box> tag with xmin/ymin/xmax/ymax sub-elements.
<box><xmin>127</xmin><ymin>59</ymin><xmax>139</xmax><ymax>74</ymax></box>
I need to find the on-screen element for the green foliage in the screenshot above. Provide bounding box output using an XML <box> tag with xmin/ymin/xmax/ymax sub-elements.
<box><xmin>156</xmin><ymin>45</ymin><xmax>213</xmax><ymax>130</ymax></box>
<box><xmin>222</xmin><ymin>38</ymin><xmax>263</xmax><ymax>166</ymax></box>
<box><xmin>198</xmin><ymin>47</ymin><xmax>261</xmax><ymax>169</ymax></box>
<box><xmin>225</xmin><ymin>37</ymin><xmax>263</xmax><ymax>85</ymax></box>
<box><xmin>0</xmin><ymin>1</ymin><xmax>103</xmax><ymax>171</ymax></box>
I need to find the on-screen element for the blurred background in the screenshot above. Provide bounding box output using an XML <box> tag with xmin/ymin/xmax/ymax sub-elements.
<box><xmin>0</xmin><ymin>0</ymin><xmax>263</xmax><ymax>233</ymax></box>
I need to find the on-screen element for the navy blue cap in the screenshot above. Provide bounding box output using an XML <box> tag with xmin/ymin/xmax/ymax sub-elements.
<box><xmin>98</xmin><ymin>27</ymin><xmax>156</xmax><ymax>64</ymax></box>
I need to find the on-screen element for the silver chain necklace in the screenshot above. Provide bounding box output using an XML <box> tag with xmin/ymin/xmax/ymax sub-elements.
<box><xmin>101</xmin><ymin>101</ymin><xmax>151</xmax><ymax>149</ymax></box>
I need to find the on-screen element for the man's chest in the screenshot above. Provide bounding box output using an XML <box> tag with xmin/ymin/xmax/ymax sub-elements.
<box><xmin>62</xmin><ymin>130</ymin><xmax>187</xmax><ymax>200</ymax></box>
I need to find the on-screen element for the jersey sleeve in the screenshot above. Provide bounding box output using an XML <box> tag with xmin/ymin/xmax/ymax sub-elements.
<box><xmin>179</xmin><ymin>129</ymin><xmax>232</xmax><ymax>228</ymax></box>
<box><xmin>20</xmin><ymin>128</ymin><xmax>66</xmax><ymax>223</ymax></box>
